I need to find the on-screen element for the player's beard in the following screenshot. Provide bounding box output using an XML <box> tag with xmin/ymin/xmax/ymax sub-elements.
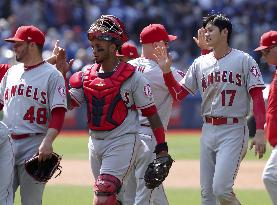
<box><xmin>15</xmin><ymin>46</ymin><xmax>29</xmax><ymax>63</ymax></box>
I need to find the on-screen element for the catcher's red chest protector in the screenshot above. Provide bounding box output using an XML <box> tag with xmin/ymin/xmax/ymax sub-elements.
<box><xmin>83</xmin><ymin>62</ymin><xmax>135</xmax><ymax>131</ymax></box>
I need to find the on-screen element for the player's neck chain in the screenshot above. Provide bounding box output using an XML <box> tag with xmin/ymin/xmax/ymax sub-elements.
<box><xmin>24</xmin><ymin>60</ymin><xmax>46</xmax><ymax>71</ymax></box>
<box><xmin>99</xmin><ymin>60</ymin><xmax>121</xmax><ymax>73</ymax></box>
<box><xmin>214</xmin><ymin>48</ymin><xmax>232</xmax><ymax>60</ymax></box>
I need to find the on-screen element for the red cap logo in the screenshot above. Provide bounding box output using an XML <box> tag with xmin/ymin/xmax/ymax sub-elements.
<box><xmin>5</xmin><ymin>25</ymin><xmax>45</xmax><ymax>46</ymax></box>
<box><xmin>140</xmin><ymin>24</ymin><xmax>177</xmax><ymax>44</ymax></box>
<box><xmin>254</xmin><ymin>30</ymin><xmax>277</xmax><ymax>51</ymax></box>
<box><xmin>117</xmin><ymin>42</ymin><xmax>139</xmax><ymax>58</ymax></box>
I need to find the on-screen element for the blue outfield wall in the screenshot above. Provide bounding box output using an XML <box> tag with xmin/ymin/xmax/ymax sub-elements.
<box><xmin>63</xmin><ymin>94</ymin><xmax>203</xmax><ymax>130</ymax></box>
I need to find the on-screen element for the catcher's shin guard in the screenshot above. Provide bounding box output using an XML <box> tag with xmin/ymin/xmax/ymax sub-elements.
<box><xmin>93</xmin><ymin>174</ymin><xmax>122</xmax><ymax>205</ymax></box>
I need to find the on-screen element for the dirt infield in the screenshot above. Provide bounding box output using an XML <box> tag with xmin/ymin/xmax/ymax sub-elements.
<box><xmin>49</xmin><ymin>159</ymin><xmax>267</xmax><ymax>190</ymax></box>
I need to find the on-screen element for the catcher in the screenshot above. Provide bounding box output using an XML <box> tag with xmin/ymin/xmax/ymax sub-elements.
<box><xmin>54</xmin><ymin>15</ymin><xmax>173</xmax><ymax>205</ymax></box>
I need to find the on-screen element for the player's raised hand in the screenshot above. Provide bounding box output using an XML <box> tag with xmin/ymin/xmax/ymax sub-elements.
<box><xmin>56</xmin><ymin>48</ymin><xmax>74</xmax><ymax>76</ymax></box>
<box><xmin>53</xmin><ymin>40</ymin><xmax>61</xmax><ymax>56</ymax></box>
<box><xmin>153</xmin><ymin>41</ymin><xmax>172</xmax><ymax>73</ymax></box>
<box><xmin>250</xmin><ymin>129</ymin><xmax>266</xmax><ymax>159</ymax></box>
<box><xmin>193</xmin><ymin>27</ymin><xmax>211</xmax><ymax>50</ymax></box>
<box><xmin>47</xmin><ymin>40</ymin><xmax>62</xmax><ymax>65</ymax></box>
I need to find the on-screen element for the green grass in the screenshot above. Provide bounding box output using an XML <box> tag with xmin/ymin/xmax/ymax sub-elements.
<box><xmin>13</xmin><ymin>132</ymin><xmax>270</xmax><ymax>205</ymax></box>
<box><xmin>54</xmin><ymin>133</ymin><xmax>272</xmax><ymax>160</ymax></box>
<box><xmin>14</xmin><ymin>186</ymin><xmax>272</xmax><ymax>205</ymax></box>
<box><xmin>53</xmin><ymin>137</ymin><xmax>89</xmax><ymax>160</ymax></box>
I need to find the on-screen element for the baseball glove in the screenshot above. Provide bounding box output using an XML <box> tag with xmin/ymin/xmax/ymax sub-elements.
<box><xmin>144</xmin><ymin>154</ymin><xmax>174</xmax><ymax>189</ymax></box>
<box><xmin>24</xmin><ymin>152</ymin><xmax>62</xmax><ymax>183</ymax></box>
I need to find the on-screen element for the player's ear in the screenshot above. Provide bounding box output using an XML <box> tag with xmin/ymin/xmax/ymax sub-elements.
<box><xmin>152</xmin><ymin>42</ymin><xmax>159</xmax><ymax>49</ymax></box>
<box><xmin>223</xmin><ymin>28</ymin><xmax>228</xmax><ymax>36</ymax></box>
<box><xmin>109</xmin><ymin>43</ymin><xmax>117</xmax><ymax>52</ymax></box>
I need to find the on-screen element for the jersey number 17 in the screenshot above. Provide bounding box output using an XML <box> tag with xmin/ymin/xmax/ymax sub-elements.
<box><xmin>221</xmin><ymin>90</ymin><xmax>236</xmax><ymax>106</ymax></box>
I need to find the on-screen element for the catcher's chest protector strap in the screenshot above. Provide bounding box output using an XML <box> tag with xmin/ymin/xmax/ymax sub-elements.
<box><xmin>93</xmin><ymin>174</ymin><xmax>122</xmax><ymax>205</ymax></box>
<box><xmin>83</xmin><ymin>62</ymin><xmax>135</xmax><ymax>131</ymax></box>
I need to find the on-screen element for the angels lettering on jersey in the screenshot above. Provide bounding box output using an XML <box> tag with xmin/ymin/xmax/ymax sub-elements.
<box><xmin>4</xmin><ymin>84</ymin><xmax>47</xmax><ymax>104</ymax></box>
<box><xmin>201</xmin><ymin>71</ymin><xmax>242</xmax><ymax>92</ymax></box>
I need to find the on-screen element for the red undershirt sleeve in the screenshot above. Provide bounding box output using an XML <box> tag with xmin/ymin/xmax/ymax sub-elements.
<box><xmin>48</xmin><ymin>107</ymin><xmax>66</xmax><ymax>132</ymax></box>
<box><xmin>249</xmin><ymin>87</ymin><xmax>266</xmax><ymax>130</ymax></box>
<box><xmin>163</xmin><ymin>71</ymin><xmax>189</xmax><ymax>101</ymax></box>
<box><xmin>141</xmin><ymin>105</ymin><xmax>157</xmax><ymax>116</ymax></box>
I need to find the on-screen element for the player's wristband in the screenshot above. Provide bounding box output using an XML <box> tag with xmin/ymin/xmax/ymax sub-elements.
<box><xmin>154</xmin><ymin>142</ymin><xmax>168</xmax><ymax>154</ymax></box>
<box><xmin>153</xmin><ymin>127</ymin><xmax>165</xmax><ymax>144</ymax></box>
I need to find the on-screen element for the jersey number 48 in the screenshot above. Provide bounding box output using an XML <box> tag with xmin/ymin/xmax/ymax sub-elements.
<box><xmin>23</xmin><ymin>106</ymin><xmax>47</xmax><ymax>124</ymax></box>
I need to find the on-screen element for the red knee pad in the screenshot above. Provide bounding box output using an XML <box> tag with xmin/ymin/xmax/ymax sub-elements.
<box><xmin>93</xmin><ymin>174</ymin><xmax>122</xmax><ymax>205</ymax></box>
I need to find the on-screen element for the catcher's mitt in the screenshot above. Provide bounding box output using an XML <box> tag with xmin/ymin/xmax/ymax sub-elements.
<box><xmin>24</xmin><ymin>152</ymin><xmax>62</xmax><ymax>183</ymax></box>
<box><xmin>144</xmin><ymin>154</ymin><xmax>174</xmax><ymax>189</ymax></box>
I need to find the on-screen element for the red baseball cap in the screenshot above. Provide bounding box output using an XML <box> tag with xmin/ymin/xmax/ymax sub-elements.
<box><xmin>140</xmin><ymin>24</ymin><xmax>177</xmax><ymax>44</ymax></box>
<box><xmin>117</xmin><ymin>42</ymin><xmax>139</xmax><ymax>58</ymax></box>
<box><xmin>5</xmin><ymin>25</ymin><xmax>45</xmax><ymax>46</ymax></box>
<box><xmin>254</xmin><ymin>30</ymin><xmax>277</xmax><ymax>51</ymax></box>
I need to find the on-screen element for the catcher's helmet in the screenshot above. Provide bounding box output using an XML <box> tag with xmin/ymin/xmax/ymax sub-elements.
<box><xmin>88</xmin><ymin>15</ymin><xmax>128</xmax><ymax>47</ymax></box>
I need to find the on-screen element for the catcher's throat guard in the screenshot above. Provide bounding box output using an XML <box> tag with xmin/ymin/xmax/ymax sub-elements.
<box><xmin>24</xmin><ymin>152</ymin><xmax>62</xmax><ymax>183</ymax></box>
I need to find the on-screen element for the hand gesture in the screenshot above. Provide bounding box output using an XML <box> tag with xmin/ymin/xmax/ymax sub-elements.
<box><xmin>250</xmin><ymin>129</ymin><xmax>266</xmax><ymax>159</ymax></box>
<box><xmin>47</xmin><ymin>40</ymin><xmax>62</xmax><ymax>65</ymax></box>
<box><xmin>193</xmin><ymin>28</ymin><xmax>211</xmax><ymax>50</ymax></box>
<box><xmin>56</xmin><ymin>48</ymin><xmax>74</xmax><ymax>76</ymax></box>
<box><xmin>153</xmin><ymin>42</ymin><xmax>172</xmax><ymax>73</ymax></box>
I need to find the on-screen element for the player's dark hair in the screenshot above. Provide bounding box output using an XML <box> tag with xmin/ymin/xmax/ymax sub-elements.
<box><xmin>203</xmin><ymin>14</ymin><xmax>232</xmax><ymax>44</ymax></box>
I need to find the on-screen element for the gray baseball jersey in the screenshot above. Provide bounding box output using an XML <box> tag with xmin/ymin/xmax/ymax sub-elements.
<box><xmin>0</xmin><ymin>121</ymin><xmax>14</xmax><ymax>205</ymax></box>
<box><xmin>129</xmin><ymin>57</ymin><xmax>185</xmax><ymax>129</ymax></box>
<box><xmin>0</xmin><ymin>61</ymin><xmax>67</xmax><ymax>205</ymax></box>
<box><xmin>0</xmin><ymin>62</ymin><xmax>67</xmax><ymax>135</ymax></box>
<box><xmin>70</xmin><ymin>66</ymin><xmax>155</xmax><ymax>184</ymax></box>
<box><xmin>70</xmin><ymin>68</ymin><xmax>155</xmax><ymax>139</ymax></box>
<box><xmin>180</xmin><ymin>48</ymin><xmax>265</xmax><ymax>205</ymax></box>
<box><xmin>181</xmin><ymin>48</ymin><xmax>265</xmax><ymax>117</ymax></box>
<box><xmin>122</xmin><ymin>57</ymin><xmax>185</xmax><ymax>205</ymax></box>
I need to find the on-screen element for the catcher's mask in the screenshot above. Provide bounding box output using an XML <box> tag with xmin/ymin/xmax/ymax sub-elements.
<box><xmin>88</xmin><ymin>15</ymin><xmax>128</xmax><ymax>47</ymax></box>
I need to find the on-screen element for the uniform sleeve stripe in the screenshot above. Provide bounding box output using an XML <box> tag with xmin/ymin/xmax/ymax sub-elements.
<box><xmin>248</xmin><ymin>84</ymin><xmax>266</xmax><ymax>92</ymax></box>
<box><xmin>51</xmin><ymin>104</ymin><xmax>67</xmax><ymax>111</ymax></box>
<box><xmin>136</xmin><ymin>102</ymin><xmax>155</xmax><ymax>110</ymax></box>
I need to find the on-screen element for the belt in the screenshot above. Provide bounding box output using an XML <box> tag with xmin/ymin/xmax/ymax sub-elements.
<box><xmin>140</xmin><ymin>124</ymin><xmax>150</xmax><ymax>127</ymax></box>
<box><xmin>205</xmin><ymin>116</ymin><xmax>238</xmax><ymax>125</ymax></box>
<box><xmin>11</xmin><ymin>133</ymin><xmax>43</xmax><ymax>140</ymax></box>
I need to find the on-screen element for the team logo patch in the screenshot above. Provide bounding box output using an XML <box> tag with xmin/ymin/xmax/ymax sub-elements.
<box><xmin>58</xmin><ymin>85</ymin><xmax>66</xmax><ymax>97</ymax></box>
<box><xmin>250</xmin><ymin>66</ymin><xmax>261</xmax><ymax>77</ymax></box>
<box><xmin>143</xmin><ymin>84</ymin><xmax>152</xmax><ymax>97</ymax></box>
<box><xmin>177</xmin><ymin>70</ymin><xmax>186</xmax><ymax>78</ymax></box>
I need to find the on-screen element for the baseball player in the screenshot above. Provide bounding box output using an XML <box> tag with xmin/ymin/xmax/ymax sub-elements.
<box><xmin>156</xmin><ymin>14</ymin><xmax>266</xmax><ymax>205</ymax></box>
<box><xmin>255</xmin><ymin>31</ymin><xmax>277</xmax><ymax>205</ymax></box>
<box><xmin>117</xmin><ymin>42</ymin><xmax>139</xmax><ymax>62</ymax></box>
<box><xmin>0</xmin><ymin>64</ymin><xmax>14</xmax><ymax>205</ymax></box>
<box><xmin>122</xmin><ymin>24</ymin><xmax>184</xmax><ymax>205</ymax></box>
<box><xmin>56</xmin><ymin>15</ymin><xmax>169</xmax><ymax>205</ymax></box>
<box><xmin>1</xmin><ymin>25</ymin><xmax>67</xmax><ymax>205</ymax></box>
